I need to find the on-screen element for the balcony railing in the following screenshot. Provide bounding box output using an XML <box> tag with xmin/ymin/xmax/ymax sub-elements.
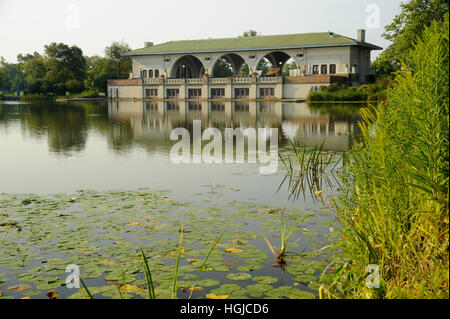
<box><xmin>232</xmin><ymin>77</ymin><xmax>253</xmax><ymax>83</ymax></box>
<box><xmin>208</xmin><ymin>78</ymin><xmax>228</xmax><ymax>84</ymax></box>
<box><xmin>186</xmin><ymin>78</ymin><xmax>203</xmax><ymax>84</ymax></box>
<box><xmin>257</xmin><ymin>77</ymin><xmax>279</xmax><ymax>83</ymax></box>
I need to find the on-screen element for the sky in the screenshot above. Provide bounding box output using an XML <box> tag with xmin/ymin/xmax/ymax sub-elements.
<box><xmin>0</xmin><ymin>0</ymin><xmax>404</xmax><ymax>63</ymax></box>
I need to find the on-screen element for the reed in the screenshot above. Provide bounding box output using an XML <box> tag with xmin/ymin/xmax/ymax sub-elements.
<box><xmin>171</xmin><ymin>225</ymin><xmax>184</xmax><ymax>299</ymax></box>
<box><xmin>324</xmin><ymin>20</ymin><xmax>449</xmax><ymax>299</ymax></box>
<box><xmin>188</xmin><ymin>230</ymin><xmax>225</xmax><ymax>299</ymax></box>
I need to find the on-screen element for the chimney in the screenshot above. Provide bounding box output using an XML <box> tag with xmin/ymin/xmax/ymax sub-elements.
<box><xmin>357</xmin><ymin>29</ymin><xmax>366</xmax><ymax>43</ymax></box>
<box><xmin>144</xmin><ymin>42</ymin><xmax>154</xmax><ymax>48</ymax></box>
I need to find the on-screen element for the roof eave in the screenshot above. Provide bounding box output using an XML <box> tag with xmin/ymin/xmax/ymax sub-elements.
<box><xmin>122</xmin><ymin>42</ymin><xmax>382</xmax><ymax>57</ymax></box>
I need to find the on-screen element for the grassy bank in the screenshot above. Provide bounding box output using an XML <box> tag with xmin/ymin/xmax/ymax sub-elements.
<box><xmin>325</xmin><ymin>21</ymin><xmax>449</xmax><ymax>298</ymax></box>
<box><xmin>306</xmin><ymin>79</ymin><xmax>390</xmax><ymax>104</ymax></box>
<box><xmin>0</xmin><ymin>90</ymin><xmax>102</xmax><ymax>101</ymax></box>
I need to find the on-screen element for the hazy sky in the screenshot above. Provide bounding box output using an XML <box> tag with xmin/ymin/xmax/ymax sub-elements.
<box><xmin>0</xmin><ymin>0</ymin><xmax>404</xmax><ymax>63</ymax></box>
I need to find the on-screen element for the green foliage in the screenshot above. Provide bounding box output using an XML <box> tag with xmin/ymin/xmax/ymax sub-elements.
<box><xmin>0</xmin><ymin>40</ymin><xmax>131</xmax><ymax>96</ymax></box>
<box><xmin>307</xmin><ymin>84</ymin><xmax>368</xmax><ymax>102</ymax></box>
<box><xmin>374</xmin><ymin>0</ymin><xmax>448</xmax><ymax>75</ymax></box>
<box><xmin>240</xmin><ymin>30</ymin><xmax>259</xmax><ymax>37</ymax></box>
<box><xmin>307</xmin><ymin>79</ymin><xmax>392</xmax><ymax>103</ymax></box>
<box><xmin>105</xmin><ymin>40</ymin><xmax>132</xmax><ymax>79</ymax></box>
<box><xmin>44</xmin><ymin>43</ymin><xmax>87</xmax><ymax>95</ymax></box>
<box><xmin>212</xmin><ymin>58</ymin><xmax>233</xmax><ymax>78</ymax></box>
<box><xmin>327</xmin><ymin>20</ymin><xmax>449</xmax><ymax>299</ymax></box>
<box><xmin>282</xmin><ymin>61</ymin><xmax>298</xmax><ymax>76</ymax></box>
<box><xmin>0</xmin><ymin>57</ymin><xmax>25</xmax><ymax>91</ymax></box>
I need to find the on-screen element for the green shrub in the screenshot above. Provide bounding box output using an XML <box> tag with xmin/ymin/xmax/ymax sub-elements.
<box><xmin>327</xmin><ymin>20</ymin><xmax>449</xmax><ymax>299</ymax></box>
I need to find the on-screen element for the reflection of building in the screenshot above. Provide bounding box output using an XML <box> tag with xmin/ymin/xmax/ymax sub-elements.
<box><xmin>108</xmin><ymin>30</ymin><xmax>381</xmax><ymax>100</ymax></box>
<box><xmin>108</xmin><ymin>101</ymin><xmax>360</xmax><ymax>152</ymax></box>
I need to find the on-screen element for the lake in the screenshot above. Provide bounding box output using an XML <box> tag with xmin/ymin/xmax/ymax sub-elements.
<box><xmin>0</xmin><ymin>100</ymin><xmax>362</xmax><ymax>299</ymax></box>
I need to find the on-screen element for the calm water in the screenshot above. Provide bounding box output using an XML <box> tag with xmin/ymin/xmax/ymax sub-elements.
<box><xmin>0</xmin><ymin>100</ymin><xmax>361</xmax><ymax>206</ymax></box>
<box><xmin>0</xmin><ymin>100</ymin><xmax>363</xmax><ymax>299</ymax></box>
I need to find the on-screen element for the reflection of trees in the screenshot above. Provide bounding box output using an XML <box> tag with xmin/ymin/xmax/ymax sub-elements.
<box><xmin>106</xmin><ymin>121</ymin><xmax>134</xmax><ymax>152</ymax></box>
<box><xmin>46</xmin><ymin>106</ymin><xmax>87</xmax><ymax>153</ymax></box>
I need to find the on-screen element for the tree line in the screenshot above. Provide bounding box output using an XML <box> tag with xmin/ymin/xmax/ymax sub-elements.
<box><xmin>0</xmin><ymin>40</ymin><xmax>132</xmax><ymax>96</ymax></box>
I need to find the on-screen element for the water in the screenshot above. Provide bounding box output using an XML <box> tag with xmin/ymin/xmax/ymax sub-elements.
<box><xmin>0</xmin><ymin>100</ymin><xmax>361</xmax><ymax>200</ymax></box>
<box><xmin>0</xmin><ymin>100</ymin><xmax>363</xmax><ymax>299</ymax></box>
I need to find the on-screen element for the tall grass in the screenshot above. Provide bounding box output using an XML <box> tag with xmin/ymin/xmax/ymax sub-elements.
<box><xmin>278</xmin><ymin>138</ymin><xmax>343</xmax><ymax>201</ymax></box>
<box><xmin>325</xmin><ymin>20</ymin><xmax>449</xmax><ymax>299</ymax></box>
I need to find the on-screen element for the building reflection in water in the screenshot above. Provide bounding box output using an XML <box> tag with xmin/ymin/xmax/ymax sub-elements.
<box><xmin>108</xmin><ymin>100</ymin><xmax>361</xmax><ymax>152</ymax></box>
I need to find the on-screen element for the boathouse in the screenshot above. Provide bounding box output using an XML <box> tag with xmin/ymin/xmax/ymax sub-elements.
<box><xmin>107</xmin><ymin>29</ymin><xmax>381</xmax><ymax>100</ymax></box>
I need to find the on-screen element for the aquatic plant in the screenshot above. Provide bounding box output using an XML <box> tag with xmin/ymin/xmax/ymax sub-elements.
<box><xmin>325</xmin><ymin>20</ymin><xmax>449</xmax><ymax>299</ymax></box>
<box><xmin>264</xmin><ymin>213</ymin><xmax>295</xmax><ymax>265</ymax></box>
<box><xmin>188</xmin><ymin>230</ymin><xmax>225</xmax><ymax>299</ymax></box>
<box><xmin>278</xmin><ymin>138</ymin><xmax>343</xmax><ymax>201</ymax></box>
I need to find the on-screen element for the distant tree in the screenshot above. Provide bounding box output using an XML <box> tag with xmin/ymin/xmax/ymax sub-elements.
<box><xmin>44</xmin><ymin>42</ymin><xmax>86</xmax><ymax>94</ymax></box>
<box><xmin>85</xmin><ymin>55</ymin><xmax>117</xmax><ymax>92</ymax></box>
<box><xmin>241</xmin><ymin>30</ymin><xmax>259</xmax><ymax>37</ymax></box>
<box><xmin>282</xmin><ymin>60</ymin><xmax>298</xmax><ymax>76</ymax></box>
<box><xmin>104</xmin><ymin>41</ymin><xmax>132</xmax><ymax>79</ymax></box>
<box><xmin>22</xmin><ymin>55</ymin><xmax>47</xmax><ymax>94</ymax></box>
<box><xmin>0</xmin><ymin>60</ymin><xmax>6</xmax><ymax>90</ymax></box>
<box><xmin>374</xmin><ymin>0</ymin><xmax>448</xmax><ymax>75</ymax></box>
<box><xmin>17</xmin><ymin>52</ymin><xmax>40</xmax><ymax>64</ymax></box>
<box><xmin>212</xmin><ymin>58</ymin><xmax>233</xmax><ymax>77</ymax></box>
<box><xmin>0</xmin><ymin>57</ymin><xmax>25</xmax><ymax>92</ymax></box>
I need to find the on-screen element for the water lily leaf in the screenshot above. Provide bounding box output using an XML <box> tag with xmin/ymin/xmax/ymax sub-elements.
<box><xmin>252</xmin><ymin>276</ymin><xmax>278</xmax><ymax>284</ymax></box>
<box><xmin>8</xmin><ymin>284</ymin><xmax>32</xmax><ymax>292</ymax></box>
<box><xmin>226</xmin><ymin>273</ymin><xmax>251</xmax><ymax>281</ymax></box>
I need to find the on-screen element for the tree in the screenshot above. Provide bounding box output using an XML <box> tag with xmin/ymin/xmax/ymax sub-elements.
<box><xmin>212</xmin><ymin>58</ymin><xmax>233</xmax><ymax>77</ymax></box>
<box><xmin>0</xmin><ymin>60</ymin><xmax>6</xmax><ymax>90</ymax></box>
<box><xmin>85</xmin><ymin>55</ymin><xmax>117</xmax><ymax>92</ymax></box>
<box><xmin>282</xmin><ymin>61</ymin><xmax>298</xmax><ymax>76</ymax></box>
<box><xmin>0</xmin><ymin>57</ymin><xmax>25</xmax><ymax>92</ymax></box>
<box><xmin>22</xmin><ymin>55</ymin><xmax>47</xmax><ymax>94</ymax></box>
<box><xmin>374</xmin><ymin>0</ymin><xmax>448</xmax><ymax>75</ymax></box>
<box><xmin>241</xmin><ymin>30</ymin><xmax>259</xmax><ymax>37</ymax></box>
<box><xmin>104</xmin><ymin>41</ymin><xmax>132</xmax><ymax>79</ymax></box>
<box><xmin>44</xmin><ymin>43</ymin><xmax>86</xmax><ymax>94</ymax></box>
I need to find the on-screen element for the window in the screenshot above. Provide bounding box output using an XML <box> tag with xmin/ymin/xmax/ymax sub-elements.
<box><xmin>142</xmin><ymin>70</ymin><xmax>147</xmax><ymax>78</ymax></box>
<box><xmin>312</xmin><ymin>65</ymin><xmax>319</xmax><ymax>75</ymax></box>
<box><xmin>234</xmin><ymin>88</ymin><xmax>249</xmax><ymax>99</ymax></box>
<box><xmin>155</xmin><ymin>69</ymin><xmax>160</xmax><ymax>78</ymax></box>
<box><xmin>166</xmin><ymin>89</ymin><xmax>179</xmax><ymax>99</ymax></box>
<box><xmin>329</xmin><ymin>64</ymin><xmax>336</xmax><ymax>74</ymax></box>
<box><xmin>211</xmin><ymin>88</ymin><xmax>225</xmax><ymax>98</ymax></box>
<box><xmin>148</xmin><ymin>69</ymin><xmax>153</xmax><ymax>78</ymax></box>
<box><xmin>259</xmin><ymin>87</ymin><xmax>275</xmax><ymax>98</ymax></box>
<box><xmin>188</xmin><ymin>89</ymin><xmax>202</xmax><ymax>99</ymax></box>
<box><xmin>321</xmin><ymin>65</ymin><xmax>328</xmax><ymax>74</ymax></box>
<box><xmin>145</xmin><ymin>89</ymin><xmax>158</xmax><ymax>98</ymax></box>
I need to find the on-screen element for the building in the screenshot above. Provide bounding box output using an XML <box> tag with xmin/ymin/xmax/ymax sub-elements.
<box><xmin>107</xmin><ymin>29</ymin><xmax>381</xmax><ymax>100</ymax></box>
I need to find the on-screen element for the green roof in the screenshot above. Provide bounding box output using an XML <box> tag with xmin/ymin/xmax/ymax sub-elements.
<box><xmin>125</xmin><ymin>32</ymin><xmax>382</xmax><ymax>56</ymax></box>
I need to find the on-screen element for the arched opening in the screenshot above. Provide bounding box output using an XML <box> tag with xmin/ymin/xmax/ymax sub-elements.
<box><xmin>256</xmin><ymin>51</ymin><xmax>294</xmax><ymax>76</ymax></box>
<box><xmin>170</xmin><ymin>55</ymin><xmax>205</xmax><ymax>79</ymax></box>
<box><xmin>211</xmin><ymin>53</ymin><xmax>246</xmax><ymax>77</ymax></box>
